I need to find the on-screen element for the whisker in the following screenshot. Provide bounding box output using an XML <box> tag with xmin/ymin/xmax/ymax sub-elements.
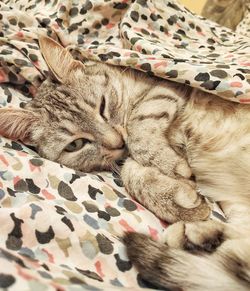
<box><xmin>102</xmin><ymin>154</ymin><xmax>123</xmax><ymax>179</ymax></box>
<box><xmin>121</xmin><ymin>67</ymin><xmax>129</xmax><ymax>75</ymax></box>
<box><xmin>111</xmin><ymin>162</ymin><xmax>121</xmax><ymax>177</ymax></box>
<box><xmin>105</xmin><ymin>158</ymin><xmax>121</xmax><ymax>177</ymax></box>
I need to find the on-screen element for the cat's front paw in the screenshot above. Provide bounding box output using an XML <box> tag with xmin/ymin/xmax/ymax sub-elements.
<box><xmin>174</xmin><ymin>157</ymin><xmax>192</xmax><ymax>179</ymax></box>
<box><xmin>161</xmin><ymin>220</ymin><xmax>225</xmax><ymax>253</ymax></box>
<box><xmin>121</xmin><ymin>158</ymin><xmax>211</xmax><ymax>223</ymax></box>
<box><xmin>172</xmin><ymin>181</ymin><xmax>211</xmax><ymax>222</ymax></box>
<box><xmin>179</xmin><ymin>198</ymin><xmax>211</xmax><ymax>222</ymax></box>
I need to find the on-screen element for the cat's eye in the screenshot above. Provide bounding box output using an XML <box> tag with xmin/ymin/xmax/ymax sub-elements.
<box><xmin>100</xmin><ymin>95</ymin><xmax>106</xmax><ymax>120</ymax></box>
<box><xmin>64</xmin><ymin>138</ymin><xmax>90</xmax><ymax>152</ymax></box>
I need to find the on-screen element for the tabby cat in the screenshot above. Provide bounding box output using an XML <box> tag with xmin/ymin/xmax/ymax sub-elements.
<box><xmin>0</xmin><ymin>36</ymin><xmax>250</xmax><ymax>290</ymax></box>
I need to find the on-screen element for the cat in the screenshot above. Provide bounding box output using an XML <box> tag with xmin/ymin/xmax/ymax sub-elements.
<box><xmin>0</xmin><ymin>36</ymin><xmax>250</xmax><ymax>290</ymax></box>
<box><xmin>0</xmin><ymin>35</ymin><xmax>210</xmax><ymax>223</ymax></box>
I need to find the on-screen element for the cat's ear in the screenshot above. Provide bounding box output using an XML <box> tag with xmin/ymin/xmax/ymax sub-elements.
<box><xmin>0</xmin><ymin>108</ymin><xmax>38</xmax><ymax>143</ymax></box>
<box><xmin>39</xmin><ymin>35</ymin><xmax>84</xmax><ymax>83</ymax></box>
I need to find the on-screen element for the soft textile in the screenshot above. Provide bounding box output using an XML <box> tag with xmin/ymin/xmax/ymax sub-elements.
<box><xmin>0</xmin><ymin>0</ymin><xmax>243</xmax><ymax>290</ymax></box>
<box><xmin>1</xmin><ymin>0</ymin><xmax>250</xmax><ymax>102</ymax></box>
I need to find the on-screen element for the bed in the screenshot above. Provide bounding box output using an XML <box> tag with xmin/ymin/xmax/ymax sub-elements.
<box><xmin>0</xmin><ymin>0</ymin><xmax>249</xmax><ymax>290</ymax></box>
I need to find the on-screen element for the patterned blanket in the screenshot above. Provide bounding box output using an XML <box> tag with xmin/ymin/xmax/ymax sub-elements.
<box><xmin>0</xmin><ymin>0</ymin><xmax>245</xmax><ymax>290</ymax></box>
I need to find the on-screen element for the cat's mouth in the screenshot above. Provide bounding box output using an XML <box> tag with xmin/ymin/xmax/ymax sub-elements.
<box><xmin>102</xmin><ymin>145</ymin><xmax>128</xmax><ymax>162</ymax></box>
<box><xmin>101</xmin><ymin>144</ymin><xmax>129</xmax><ymax>170</ymax></box>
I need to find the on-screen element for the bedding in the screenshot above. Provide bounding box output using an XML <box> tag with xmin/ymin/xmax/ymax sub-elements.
<box><xmin>0</xmin><ymin>0</ymin><xmax>247</xmax><ymax>290</ymax></box>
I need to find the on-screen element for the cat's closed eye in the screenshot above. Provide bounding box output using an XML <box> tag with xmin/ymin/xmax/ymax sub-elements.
<box><xmin>64</xmin><ymin>138</ymin><xmax>91</xmax><ymax>152</ymax></box>
<box><xmin>100</xmin><ymin>95</ymin><xmax>107</xmax><ymax>120</ymax></box>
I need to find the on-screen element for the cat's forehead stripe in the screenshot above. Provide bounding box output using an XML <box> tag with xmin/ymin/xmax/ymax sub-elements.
<box><xmin>43</xmin><ymin>106</ymin><xmax>60</xmax><ymax>122</ymax></box>
<box><xmin>58</xmin><ymin>86</ymin><xmax>96</xmax><ymax>109</ymax></box>
<box><xmin>58</xmin><ymin>126</ymin><xmax>74</xmax><ymax>136</ymax></box>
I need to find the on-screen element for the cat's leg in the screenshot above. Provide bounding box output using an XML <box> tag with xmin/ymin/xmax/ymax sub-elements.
<box><xmin>127</xmin><ymin>117</ymin><xmax>191</xmax><ymax>179</ymax></box>
<box><xmin>126</xmin><ymin>106</ymin><xmax>209</xmax><ymax>213</ymax></box>
<box><xmin>121</xmin><ymin>158</ymin><xmax>210</xmax><ymax>223</ymax></box>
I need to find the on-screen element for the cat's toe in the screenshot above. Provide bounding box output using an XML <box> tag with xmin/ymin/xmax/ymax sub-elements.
<box><xmin>174</xmin><ymin>184</ymin><xmax>201</xmax><ymax>209</ymax></box>
<box><xmin>178</xmin><ymin>196</ymin><xmax>211</xmax><ymax>222</ymax></box>
<box><xmin>160</xmin><ymin>221</ymin><xmax>185</xmax><ymax>248</ymax></box>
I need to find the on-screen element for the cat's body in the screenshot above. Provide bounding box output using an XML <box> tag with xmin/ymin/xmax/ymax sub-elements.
<box><xmin>171</xmin><ymin>89</ymin><xmax>250</xmax><ymax>204</ymax></box>
<box><xmin>0</xmin><ymin>36</ymin><xmax>250</xmax><ymax>290</ymax></box>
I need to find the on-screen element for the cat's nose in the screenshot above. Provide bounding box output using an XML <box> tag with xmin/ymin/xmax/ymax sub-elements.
<box><xmin>110</xmin><ymin>133</ymin><xmax>125</xmax><ymax>150</ymax></box>
<box><xmin>102</xmin><ymin>137</ymin><xmax>125</xmax><ymax>151</ymax></box>
<box><xmin>117</xmin><ymin>140</ymin><xmax>125</xmax><ymax>150</ymax></box>
<box><xmin>99</xmin><ymin>124</ymin><xmax>126</xmax><ymax>150</ymax></box>
<box><xmin>113</xmin><ymin>125</ymin><xmax>128</xmax><ymax>144</ymax></box>
<box><xmin>102</xmin><ymin>139</ymin><xmax>127</xmax><ymax>154</ymax></box>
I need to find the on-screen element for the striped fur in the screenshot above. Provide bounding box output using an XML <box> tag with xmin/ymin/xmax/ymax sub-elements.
<box><xmin>0</xmin><ymin>36</ymin><xmax>250</xmax><ymax>289</ymax></box>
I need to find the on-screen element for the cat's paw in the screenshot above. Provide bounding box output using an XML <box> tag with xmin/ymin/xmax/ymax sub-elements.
<box><xmin>177</xmin><ymin>198</ymin><xmax>211</xmax><ymax>222</ymax></box>
<box><xmin>161</xmin><ymin>220</ymin><xmax>225</xmax><ymax>253</ymax></box>
<box><xmin>174</xmin><ymin>157</ymin><xmax>192</xmax><ymax>179</ymax></box>
<box><xmin>174</xmin><ymin>180</ymin><xmax>202</xmax><ymax>209</ymax></box>
<box><xmin>172</xmin><ymin>181</ymin><xmax>211</xmax><ymax>222</ymax></box>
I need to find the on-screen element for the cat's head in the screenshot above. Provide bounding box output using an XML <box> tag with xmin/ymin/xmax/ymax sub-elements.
<box><xmin>0</xmin><ymin>36</ymin><xmax>127</xmax><ymax>172</ymax></box>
